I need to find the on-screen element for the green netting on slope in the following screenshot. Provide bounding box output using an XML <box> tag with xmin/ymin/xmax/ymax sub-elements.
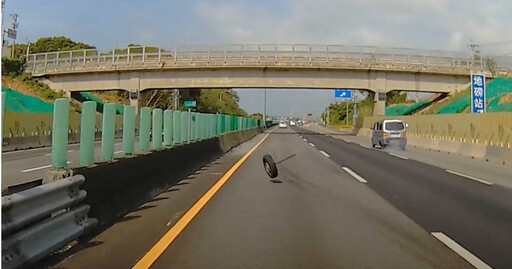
<box><xmin>1</xmin><ymin>86</ymin><xmax>54</xmax><ymax>113</ymax></box>
<box><xmin>436</xmin><ymin>92</ymin><xmax>470</xmax><ymax>114</ymax></box>
<box><xmin>435</xmin><ymin>77</ymin><xmax>512</xmax><ymax>114</ymax></box>
<box><xmin>77</xmin><ymin>92</ymin><xmax>124</xmax><ymax>114</ymax></box>
<box><xmin>386</xmin><ymin>100</ymin><xmax>430</xmax><ymax>116</ymax></box>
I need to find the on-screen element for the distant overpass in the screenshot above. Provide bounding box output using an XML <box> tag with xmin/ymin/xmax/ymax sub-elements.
<box><xmin>25</xmin><ymin>44</ymin><xmax>512</xmax><ymax>115</ymax></box>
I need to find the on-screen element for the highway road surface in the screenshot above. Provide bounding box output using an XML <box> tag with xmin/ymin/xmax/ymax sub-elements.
<box><xmin>53</xmin><ymin>125</ymin><xmax>512</xmax><ymax>269</ymax></box>
<box><xmin>2</xmin><ymin>139</ymin><xmax>126</xmax><ymax>188</ymax></box>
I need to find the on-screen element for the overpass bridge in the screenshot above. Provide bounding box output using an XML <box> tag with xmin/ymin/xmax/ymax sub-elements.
<box><xmin>25</xmin><ymin>44</ymin><xmax>511</xmax><ymax>115</ymax></box>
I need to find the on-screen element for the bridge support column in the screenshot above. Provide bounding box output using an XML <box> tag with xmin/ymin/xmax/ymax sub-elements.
<box><xmin>373</xmin><ymin>91</ymin><xmax>386</xmax><ymax>116</ymax></box>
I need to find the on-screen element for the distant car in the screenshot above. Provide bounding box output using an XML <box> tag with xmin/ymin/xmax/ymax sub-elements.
<box><xmin>297</xmin><ymin>120</ymin><xmax>304</xmax><ymax>126</ymax></box>
<box><xmin>279</xmin><ymin>121</ymin><xmax>288</xmax><ymax>128</ymax></box>
<box><xmin>371</xmin><ymin>119</ymin><xmax>408</xmax><ymax>150</ymax></box>
<box><xmin>289</xmin><ymin>120</ymin><xmax>296</xmax><ymax>126</ymax></box>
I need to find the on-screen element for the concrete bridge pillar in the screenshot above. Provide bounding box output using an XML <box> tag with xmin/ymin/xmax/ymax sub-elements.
<box><xmin>373</xmin><ymin>91</ymin><xmax>386</xmax><ymax>116</ymax></box>
<box><xmin>129</xmin><ymin>89</ymin><xmax>150</xmax><ymax>114</ymax></box>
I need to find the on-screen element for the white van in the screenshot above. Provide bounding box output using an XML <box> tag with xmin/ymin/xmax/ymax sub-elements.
<box><xmin>371</xmin><ymin>119</ymin><xmax>408</xmax><ymax>150</ymax></box>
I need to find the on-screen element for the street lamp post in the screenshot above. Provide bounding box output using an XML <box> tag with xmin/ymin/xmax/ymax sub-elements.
<box><xmin>263</xmin><ymin>88</ymin><xmax>267</xmax><ymax>127</ymax></box>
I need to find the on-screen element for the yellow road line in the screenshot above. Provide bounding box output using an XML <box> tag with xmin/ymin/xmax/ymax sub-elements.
<box><xmin>132</xmin><ymin>132</ymin><xmax>271</xmax><ymax>269</ymax></box>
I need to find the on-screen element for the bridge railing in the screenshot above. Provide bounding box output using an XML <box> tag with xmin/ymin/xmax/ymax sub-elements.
<box><xmin>24</xmin><ymin>44</ymin><xmax>511</xmax><ymax>75</ymax></box>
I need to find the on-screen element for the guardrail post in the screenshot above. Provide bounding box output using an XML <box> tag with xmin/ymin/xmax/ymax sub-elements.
<box><xmin>139</xmin><ymin>107</ymin><xmax>151</xmax><ymax>152</ymax></box>
<box><xmin>172</xmin><ymin>111</ymin><xmax>181</xmax><ymax>146</ymax></box>
<box><xmin>181</xmin><ymin>110</ymin><xmax>189</xmax><ymax>144</ymax></box>
<box><xmin>101</xmin><ymin>103</ymin><xmax>116</xmax><ymax>161</ymax></box>
<box><xmin>152</xmin><ymin>108</ymin><xmax>163</xmax><ymax>150</ymax></box>
<box><xmin>79</xmin><ymin>101</ymin><xmax>96</xmax><ymax>166</ymax></box>
<box><xmin>163</xmin><ymin>110</ymin><xmax>173</xmax><ymax>147</ymax></box>
<box><xmin>51</xmin><ymin>98</ymin><xmax>69</xmax><ymax>169</ymax></box>
<box><xmin>122</xmin><ymin>105</ymin><xmax>136</xmax><ymax>155</ymax></box>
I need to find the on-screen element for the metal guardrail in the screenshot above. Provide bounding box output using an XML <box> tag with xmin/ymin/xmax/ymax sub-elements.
<box><xmin>2</xmin><ymin>175</ymin><xmax>97</xmax><ymax>269</ymax></box>
<box><xmin>25</xmin><ymin>44</ymin><xmax>512</xmax><ymax>75</ymax></box>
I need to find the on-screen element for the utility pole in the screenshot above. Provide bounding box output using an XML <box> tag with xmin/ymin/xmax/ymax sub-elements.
<box><xmin>7</xmin><ymin>13</ymin><xmax>19</xmax><ymax>58</ymax></box>
<box><xmin>173</xmin><ymin>89</ymin><xmax>179</xmax><ymax>110</ymax></box>
<box><xmin>345</xmin><ymin>100</ymin><xmax>349</xmax><ymax>126</ymax></box>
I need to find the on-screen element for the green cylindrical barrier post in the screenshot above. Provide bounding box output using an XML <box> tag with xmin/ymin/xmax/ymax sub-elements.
<box><xmin>207</xmin><ymin>114</ymin><xmax>212</xmax><ymax>138</ymax></box>
<box><xmin>172</xmin><ymin>111</ymin><xmax>181</xmax><ymax>146</ymax></box>
<box><xmin>190</xmin><ymin>112</ymin><xmax>199</xmax><ymax>141</ymax></box>
<box><xmin>214</xmin><ymin>114</ymin><xmax>219</xmax><ymax>137</ymax></box>
<box><xmin>101</xmin><ymin>103</ymin><xmax>116</xmax><ymax>161</ymax></box>
<box><xmin>51</xmin><ymin>98</ymin><xmax>69</xmax><ymax>169</ymax></box>
<box><xmin>152</xmin><ymin>108</ymin><xmax>163</xmax><ymax>150</ymax></box>
<box><xmin>79</xmin><ymin>101</ymin><xmax>97</xmax><ymax>166</ymax></box>
<box><xmin>194</xmin><ymin>113</ymin><xmax>200</xmax><ymax>141</ymax></box>
<box><xmin>139</xmin><ymin>107</ymin><xmax>151</xmax><ymax>152</ymax></box>
<box><xmin>220</xmin><ymin>114</ymin><xmax>225</xmax><ymax>134</ymax></box>
<box><xmin>203</xmin><ymin>113</ymin><xmax>207</xmax><ymax>139</ymax></box>
<box><xmin>224</xmin><ymin>115</ymin><xmax>229</xmax><ymax>132</ymax></box>
<box><xmin>210</xmin><ymin>114</ymin><xmax>215</xmax><ymax>138</ymax></box>
<box><xmin>1</xmin><ymin>92</ymin><xmax>5</xmax><ymax>137</ymax></box>
<box><xmin>201</xmin><ymin>113</ymin><xmax>205</xmax><ymax>139</ymax></box>
<box><xmin>164</xmin><ymin>110</ymin><xmax>173</xmax><ymax>147</ymax></box>
<box><xmin>122</xmin><ymin>105</ymin><xmax>136</xmax><ymax>155</ymax></box>
<box><xmin>181</xmin><ymin>110</ymin><xmax>189</xmax><ymax>144</ymax></box>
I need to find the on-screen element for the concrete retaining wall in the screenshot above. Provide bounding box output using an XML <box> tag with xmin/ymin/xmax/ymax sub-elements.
<box><xmin>358</xmin><ymin>128</ymin><xmax>512</xmax><ymax>166</ymax></box>
<box><xmin>362</xmin><ymin>112</ymin><xmax>512</xmax><ymax>147</ymax></box>
<box><xmin>73</xmin><ymin>127</ymin><xmax>263</xmax><ymax>227</ymax></box>
<box><xmin>2</xmin><ymin>111</ymin><xmax>124</xmax><ymax>152</ymax></box>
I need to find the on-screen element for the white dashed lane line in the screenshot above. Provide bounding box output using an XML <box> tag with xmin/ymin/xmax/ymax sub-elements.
<box><xmin>22</xmin><ymin>161</ymin><xmax>71</xmax><ymax>173</ymax></box>
<box><xmin>319</xmin><ymin>150</ymin><xmax>330</xmax><ymax>158</ymax></box>
<box><xmin>446</xmin><ymin>170</ymin><xmax>493</xmax><ymax>186</ymax></box>
<box><xmin>388</xmin><ymin>152</ymin><xmax>409</xmax><ymax>160</ymax></box>
<box><xmin>341</xmin><ymin>167</ymin><xmax>368</xmax><ymax>183</ymax></box>
<box><xmin>431</xmin><ymin>232</ymin><xmax>492</xmax><ymax>269</ymax></box>
<box><xmin>309</xmin><ymin>143</ymin><xmax>315</xmax><ymax>147</ymax></box>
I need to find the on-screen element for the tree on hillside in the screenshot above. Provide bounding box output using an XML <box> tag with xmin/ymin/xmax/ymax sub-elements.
<box><xmin>386</xmin><ymin>91</ymin><xmax>407</xmax><ymax>105</ymax></box>
<box><xmin>250</xmin><ymin>113</ymin><xmax>263</xmax><ymax>119</ymax></box>
<box><xmin>29</xmin><ymin>36</ymin><xmax>95</xmax><ymax>53</ymax></box>
<box><xmin>144</xmin><ymin>88</ymin><xmax>247</xmax><ymax>116</ymax></box>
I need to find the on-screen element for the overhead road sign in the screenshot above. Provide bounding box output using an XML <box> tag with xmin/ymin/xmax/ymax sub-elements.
<box><xmin>334</xmin><ymin>89</ymin><xmax>352</xmax><ymax>99</ymax></box>
<box><xmin>184</xmin><ymin>100</ymin><xmax>196</xmax><ymax>108</ymax></box>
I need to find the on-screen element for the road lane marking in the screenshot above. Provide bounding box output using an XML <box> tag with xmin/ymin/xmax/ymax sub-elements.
<box><xmin>45</xmin><ymin>149</ymin><xmax>75</xmax><ymax>156</ymax></box>
<box><xmin>446</xmin><ymin>170</ymin><xmax>493</xmax><ymax>186</ymax></box>
<box><xmin>388</xmin><ymin>152</ymin><xmax>408</xmax><ymax>159</ymax></box>
<box><xmin>132</xmin><ymin>132</ymin><xmax>271</xmax><ymax>269</ymax></box>
<box><xmin>309</xmin><ymin>143</ymin><xmax>315</xmax><ymax>147</ymax></box>
<box><xmin>342</xmin><ymin>167</ymin><xmax>368</xmax><ymax>183</ymax></box>
<box><xmin>303</xmin><ymin>138</ymin><xmax>307</xmax><ymax>142</ymax></box>
<box><xmin>431</xmin><ymin>232</ymin><xmax>492</xmax><ymax>269</ymax></box>
<box><xmin>114</xmin><ymin>151</ymin><xmax>123</xmax><ymax>154</ymax></box>
<box><xmin>211</xmin><ymin>172</ymin><xmax>223</xmax><ymax>175</ymax></box>
<box><xmin>22</xmin><ymin>161</ymin><xmax>71</xmax><ymax>173</ymax></box>
<box><xmin>319</xmin><ymin>150</ymin><xmax>330</xmax><ymax>157</ymax></box>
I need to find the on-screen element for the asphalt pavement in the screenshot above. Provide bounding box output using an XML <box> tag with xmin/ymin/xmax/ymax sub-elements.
<box><xmin>23</xmin><ymin>125</ymin><xmax>512</xmax><ymax>268</ymax></box>
<box><xmin>294</xmin><ymin>125</ymin><xmax>512</xmax><ymax>268</ymax></box>
<box><xmin>2</xmin><ymin>139</ymin><xmax>125</xmax><ymax>188</ymax></box>
<box><xmin>149</xmin><ymin>127</ymin><xmax>472</xmax><ymax>269</ymax></box>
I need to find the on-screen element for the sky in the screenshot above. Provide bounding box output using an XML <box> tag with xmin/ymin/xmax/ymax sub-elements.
<box><xmin>3</xmin><ymin>0</ymin><xmax>512</xmax><ymax>116</ymax></box>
